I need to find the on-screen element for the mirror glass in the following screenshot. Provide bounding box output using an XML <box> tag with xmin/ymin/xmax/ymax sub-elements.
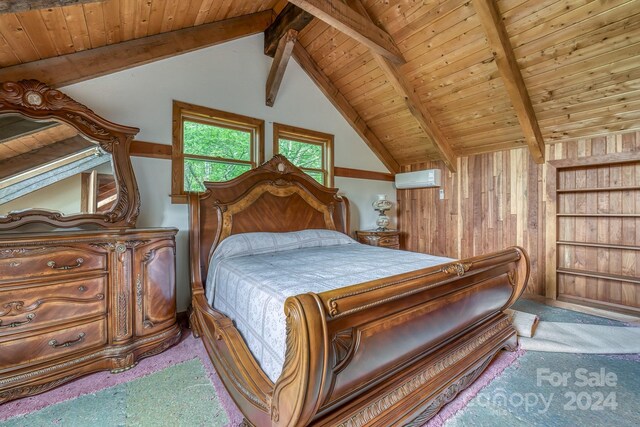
<box><xmin>0</xmin><ymin>115</ymin><xmax>115</xmax><ymax>218</ymax></box>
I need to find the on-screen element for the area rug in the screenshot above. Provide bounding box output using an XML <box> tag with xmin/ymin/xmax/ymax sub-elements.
<box><xmin>0</xmin><ymin>331</ymin><xmax>521</xmax><ymax>427</ymax></box>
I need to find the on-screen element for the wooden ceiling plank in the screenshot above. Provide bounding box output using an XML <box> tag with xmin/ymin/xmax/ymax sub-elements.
<box><xmin>514</xmin><ymin>2</ymin><xmax>640</xmax><ymax>61</ymax></box>
<box><xmin>266</xmin><ymin>29</ymin><xmax>298</xmax><ymax>107</ymax></box>
<box><xmin>133</xmin><ymin>0</ymin><xmax>153</xmax><ymax>38</ymax></box>
<box><xmin>264</xmin><ymin>3</ymin><xmax>313</xmax><ymax>57</ymax></box>
<box><xmin>0</xmin><ymin>11</ymin><xmax>273</xmax><ymax>88</ymax></box>
<box><xmin>292</xmin><ymin>42</ymin><xmax>400</xmax><ymax>173</ymax></box>
<box><xmin>0</xmin><ymin>0</ymin><xmax>106</xmax><ymax>14</ymax></box>
<box><xmin>146</xmin><ymin>0</ymin><xmax>167</xmax><ymax>35</ymax></box>
<box><xmin>0</xmin><ymin>29</ymin><xmax>20</xmax><ymax>67</ymax></box>
<box><xmin>474</xmin><ymin>0</ymin><xmax>545</xmax><ymax>164</ymax></box>
<box><xmin>119</xmin><ymin>0</ymin><xmax>136</xmax><ymax>41</ymax></box>
<box><xmin>349</xmin><ymin>0</ymin><xmax>457</xmax><ymax>172</ymax></box>
<box><xmin>101</xmin><ymin>0</ymin><xmax>121</xmax><ymax>44</ymax></box>
<box><xmin>211</xmin><ymin>0</ymin><xmax>234</xmax><ymax>23</ymax></box>
<box><xmin>16</xmin><ymin>11</ymin><xmax>59</xmax><ymax>58</ymax></box>
<box><xmin>397</xmin><ymin>0</ymin><xmax>474</xmax><ymax>47</ymax></box>
<box><xmin>288</xmin><ymin>0</ymin><xmax>405</xmax><ymax>64</ymax></box>
<box><xmin>61</xmin><ymin>4</ymin><xmax>91</xmax><ymax>51</ymax></box>
<box><xmin>169</xmin><ymin>0</ymin><xmax>191</xmax><ymax>30</ymax></box>
<box><xmin>82</xmin><ymin>2</ymin><xmax>107</xmax><ymax>48</ymax></box>
<box><xmin>194</xmin><ymin>0</ymin><xmax>215</xmax><ymax>26</ymax></box>
<box><xmin>525</xmin><ymin>42</ymin><xmax>640</xmax><ymax>95</ymax></box>
<box><xmin>0</xmin><ymin>14</ymin><xmax>41</xmax><ymax>62</ymax></box>
<box><xmin>519</xmin><ymin>13</ymin><xmax>640</xmax><ymax>75</ymax></box>
<box><xmin>184</xmin><ymin>0</ymin><xmax>206</xmax><ymax>29</ymax></box>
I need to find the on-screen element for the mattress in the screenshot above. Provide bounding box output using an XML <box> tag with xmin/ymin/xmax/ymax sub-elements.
<box><xmin>206</xmin><ymin>229</ymin><xmax>453</xmax><ymax>383</ymax></box>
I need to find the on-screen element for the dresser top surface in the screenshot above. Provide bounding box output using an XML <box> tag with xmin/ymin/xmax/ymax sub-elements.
<box><xmin>0</xmin><ymin>227</ymin><xmax>178</xmax><ymax>243</ymax></box>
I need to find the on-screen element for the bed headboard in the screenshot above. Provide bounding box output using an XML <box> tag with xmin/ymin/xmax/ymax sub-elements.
<box><xmin>188</xmin><ymin>155</ymin><xmax>350</xmax><ymax>290</ymax></box>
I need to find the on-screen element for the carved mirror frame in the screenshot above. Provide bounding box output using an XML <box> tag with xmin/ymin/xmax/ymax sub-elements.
<box><xmin>0</xmin><ymin>80</ymin><xmax>140</xmax><ymax>230</ymax></box>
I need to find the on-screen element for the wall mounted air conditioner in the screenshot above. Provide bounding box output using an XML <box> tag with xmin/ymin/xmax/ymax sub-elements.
<box><xmin>394</xmin><ymin>169</ymin><xmax>441</xmax><ymax>189</ymax></box>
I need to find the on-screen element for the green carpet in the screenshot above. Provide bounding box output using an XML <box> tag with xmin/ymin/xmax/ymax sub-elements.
<box><xmin>2</xmin><ymin>360</ymin><xmax>229</xmax><ymax>427</ymax></box>
<box><xmin>445</xmin><ymin>300</ymin><xmax>640</xmax><ymax>426</ymax></box>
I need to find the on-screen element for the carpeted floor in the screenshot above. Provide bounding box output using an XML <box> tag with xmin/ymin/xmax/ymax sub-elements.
<box><xmin>1</xmin><ymin>299</ymin><xmax>638</xmax><ymax>426</ymax></box>
<box><xmin>439</xmin><ymin>300</ymin><xmax>640</xmax><ymax>426</ymax></box>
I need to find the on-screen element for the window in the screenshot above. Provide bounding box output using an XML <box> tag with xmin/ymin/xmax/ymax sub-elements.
<box><xmin>273</xmin><ymin>123</ymin><xmax>333</xmax><ymax>186</ymax></box>
<box><xmin>172</xmin><ymin>101</ymin><xmax>264</xmax><ymax>202</ymax></box>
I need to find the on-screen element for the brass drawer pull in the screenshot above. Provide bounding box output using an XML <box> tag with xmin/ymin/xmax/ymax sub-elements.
<box><xmin>49</xmin><ymin>332</ymin><xmax>85</xmax><ymax>348</ymax></box>
<box><xmin>0</xmin><ymin>313</ymin><xmax>35</xmax><ymax>329</ymax></box>
<box><xmin>47</xmin><ymin>258</ymin><xmax>84</xmax><ymax>270</ymax></box>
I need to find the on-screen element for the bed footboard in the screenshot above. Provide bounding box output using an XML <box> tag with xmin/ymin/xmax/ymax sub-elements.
<box><xmin>271</xmin><ymin>246</ymin><xmax>529</xmax><ymax>427</ymax></box>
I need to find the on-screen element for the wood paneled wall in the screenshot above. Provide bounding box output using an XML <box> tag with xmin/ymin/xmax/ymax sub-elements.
<box><xmin>398</xmin><ymin>130</ymin><xmax>640</xmax><ymax>296</ymax></box>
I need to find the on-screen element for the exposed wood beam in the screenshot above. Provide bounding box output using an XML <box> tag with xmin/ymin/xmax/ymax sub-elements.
<box><xmin>266</xmin><ymin>29</ymin><xmax>298</xmax><ymax>107</ymax></box>
<box><xmin>292</xmin><ymin>42</ymin><xmax>400</xmax><ymax>173</ymax></box>
<box><xmin>349</xmin><ymin>0</ymin><xmax>457</xmax><ymax>172</ymax></box>
<box><xmin>474</xmin><ymin>0</ymin><xmax>545</xmax><ymax>163</ymax></box>
<box><xmin>0</xmin><ymin>11</ymin><xmax>272</xmax><ymax>88</ymax></box>
<box><xmin>334</xmin><ymin>167</ymin><xmax>394</xmax><ymax>181</ymax></box>
<box><xmin>0</xmin><ymin>0</ymin><xmax>105</xmax><ymax>14</ymax></box>
<box><xmin>264</xmin><ymin>3</ymin><xmax>313</xmax><ymax>57</ymax></box>
<box><xmin>0</xmin><ymin>135</ymin><xmax>91</xmax><ymax>180</ymax></box>
<box><xmin>129</xmin><ymin>140</ymin><xmax>172</xmax><ymax>160</ymax></box>
<box><xmin>288</xmin><ymin>0</ymin><xmax>405</xmax><ymax>64</ymax></box>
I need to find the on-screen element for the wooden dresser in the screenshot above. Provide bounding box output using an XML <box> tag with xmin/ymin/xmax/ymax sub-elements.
<box><xmin>0</xmin><ymin>228</ymin><xmax>180</xmax><ymax>403</ymax></box>
<box><xmin>355</xmin><ymin>229</ymin><xmax>401</xmax><ymax>249</ymax></box>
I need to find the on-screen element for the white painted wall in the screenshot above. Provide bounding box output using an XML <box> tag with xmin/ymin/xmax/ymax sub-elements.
<box><xmin>2</xmin><ymin>174</ymin><xmax>82</xmax><ymax>214</ymax></box>
<box><xmin>62</xmin><ymin>34</ymin><xmax>397</xmax><ymax>311</ymax></box>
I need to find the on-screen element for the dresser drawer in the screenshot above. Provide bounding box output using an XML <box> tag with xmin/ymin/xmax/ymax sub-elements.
<box><xmin>0</xmin><ymin>277</ymin><xmax>107</xmax><ymax>337</ymax></box>
<box><xmin>0</xmin><ymin>246</ymin><xmax>106</xmax><ymax>283</ymax></box>
<box><xmin>0</xmin><ymin>317</ymin><xmax>107</xmax><ymax>370</ymax></box>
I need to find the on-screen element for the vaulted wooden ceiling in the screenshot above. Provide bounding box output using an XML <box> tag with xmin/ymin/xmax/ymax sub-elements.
<box><xmin>0</xmin><ymin>0</ymin><xmax>638</xmax><ymax>173</ymax></box>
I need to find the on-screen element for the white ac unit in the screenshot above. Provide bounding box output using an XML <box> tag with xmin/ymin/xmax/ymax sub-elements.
<box><xmin>394</xmin><ymin>169</ymin><xmax>441</xmax><ymax>189</ymax></box>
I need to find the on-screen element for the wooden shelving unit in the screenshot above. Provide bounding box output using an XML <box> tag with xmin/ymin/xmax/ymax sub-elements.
<box><xmin>557</xmin><ymin>186</ymin><xmax>640</xmax><ymax>193</ymax></box>
<box><xmin>554</xmin><ymin>160</ymin><xmax>640</xmax><ymax>314</ymax></box>
<box><xmin>557</xmin><ymin>240</ymin><xmax>640</xmax><ymax>251</ymax></box>
<box><xmin>557</xmin><ymin>213</ymin><xmax>640</xmax><ymax>217</ymax></box>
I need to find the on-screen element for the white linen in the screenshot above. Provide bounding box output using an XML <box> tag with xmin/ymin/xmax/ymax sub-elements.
<box><xmin>206</xmin><ymin>230</ymin><xmax>453</xmax><ymax>382</ymax></box>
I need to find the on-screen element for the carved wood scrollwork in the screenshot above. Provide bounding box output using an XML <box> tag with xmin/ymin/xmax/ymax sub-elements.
<box><xmin>0</xmin><ymin>80</ymin><xmax>141</xmax><ymax>230</ymax></box>
<box><xmin>335</xmin><ymin>318</ymin><xmax>512</xmax><ymax>427</ymax></box>
<box><xmin>440</xmin><ymin>262</ymin><xmax>473</xmax><ymax>277</ymax></box>
<box><xmin>332</xmin><ymin>328</ymin><xmax>356</xmax><ymax>372</ymax></box>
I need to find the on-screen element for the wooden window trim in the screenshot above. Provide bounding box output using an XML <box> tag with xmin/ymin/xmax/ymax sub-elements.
<box><xmin>273</xmin><ymin>122</ymin><xmax>334</xmax><ymax>187</ymax></box>
<box><xmin>171</xmin><ymin>101</ymin><xmax>265</xmax><ymax>203</ymax></box>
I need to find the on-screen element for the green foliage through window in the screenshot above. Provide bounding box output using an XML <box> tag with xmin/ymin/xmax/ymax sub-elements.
<box><xmin>183</xmin><ymin>121</ymin><xmax>251</xmax><ymax>160</ymax></box>
<box><xmin>278</xmin><ymin>138</ymin><xmax>325</xmax><ymax>184</ymax></box>
<box><xmin>182</xmin><ymin>120</ymin><xmax>254</xmax><ymax>191</ymax></box>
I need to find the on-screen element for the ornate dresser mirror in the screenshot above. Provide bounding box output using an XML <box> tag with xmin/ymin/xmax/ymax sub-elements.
<box><xmin>0</xmin><ymin>80</ymin><xmax>140</xmax><ymax>230</ymax></box>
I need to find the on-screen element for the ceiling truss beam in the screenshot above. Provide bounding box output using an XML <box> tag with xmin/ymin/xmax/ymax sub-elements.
<box><xmin>474</xmin><ymin>0</ymin><xmax>545</xmax><ymax>163</ymax></box>
<box><xmin>348</xmin><ymin>0</ymin><xmax>457</xmax><ymax>172</ymax></box>
<box><xmin>266</xmin><ymin>29</ymin><xmax>298</xmax><ymax>107</ymax></box>
<box><xmin>264</xmin><ymin>3</ymin><xmax>314</xmax><ymax>57</ymax></box>
<box><xmin>292</xmin><ymin>42</ymin><xmax>400</xmax><ymax>173</ymax></box>
<box><xmin>0</xmin><ymin>11</ymin><xmax>272</xmax><ymax>88</ymax></box>
<box><xmin>288</xmin><ymin>0</ymin><xmax>405</xmax><ymax>64</ymax></box>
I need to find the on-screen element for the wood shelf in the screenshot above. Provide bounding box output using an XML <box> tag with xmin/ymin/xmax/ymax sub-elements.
<box><xmin>557</xmin><ymin>241</ymin><xmax>640</xmax><ymax>251</ymax></box>
<box><xmin>557</xmin><ymin>186</ymin><xmax>640</xmax><ymax>193</ymax></box>
<box><xmin>557</xmin><ymin>213</ymin><xmax>640</xmax><ymax>217</ymax></box>
<box><xmin>557</xmin><ymin>267</ymin><xmax>640</xmax><ymax>285</ymax></box>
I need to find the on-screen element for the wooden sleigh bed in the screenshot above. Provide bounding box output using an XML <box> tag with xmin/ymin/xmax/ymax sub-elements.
<box><xmin>188</xmin><ymin>155</ymin><xmax>529</xmax><ymax>427</ymax></box>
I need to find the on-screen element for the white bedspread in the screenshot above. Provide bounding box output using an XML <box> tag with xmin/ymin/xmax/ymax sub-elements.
<box><xmin>206</xmin><ymin>230</ymin><xmax>452</xmax><ymax>382</ymax></box>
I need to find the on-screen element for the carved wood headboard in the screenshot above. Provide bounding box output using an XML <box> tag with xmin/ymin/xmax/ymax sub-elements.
<box><xmin>188</xmin><ymin>155</ymin><xmax>350</xmax><ymax>291</ymax></box>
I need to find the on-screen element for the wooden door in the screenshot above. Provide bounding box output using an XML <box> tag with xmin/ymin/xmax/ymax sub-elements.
<box><xmin>555</xmin><ymin>161</ymin><xmax>640</xmax><ymax>314</ymax></box>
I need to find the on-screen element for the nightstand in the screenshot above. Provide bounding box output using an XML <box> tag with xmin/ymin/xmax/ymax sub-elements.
<box><xmin>355</xmin><ymin>229</ymin><xmax>400</xmax><ymax>250</ymax></box>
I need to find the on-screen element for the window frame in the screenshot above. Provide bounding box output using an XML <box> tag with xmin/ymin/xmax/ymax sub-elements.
<box><xmin>272</xmin><ymin>123</ymin><xmax>334</xmax><ymax>187</ymax></box>
<box><xmin>171</xmin><ymin>101</ymin><xmax>264</xmax><ymax>203</ymax></box>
